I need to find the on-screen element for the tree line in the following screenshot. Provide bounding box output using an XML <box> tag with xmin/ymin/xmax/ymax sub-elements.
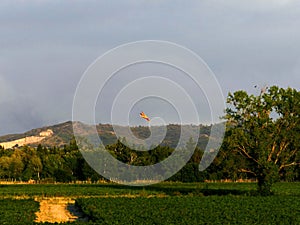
<box><xmin>0</xmin><ymin>136</ymin><xmax>299</xmax><ymax>185</ymax></box>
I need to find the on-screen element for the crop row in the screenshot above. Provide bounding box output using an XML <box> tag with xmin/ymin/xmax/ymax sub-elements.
<box><xmin>0</xmin><ymin>196</ymin><xmax>299</xmax><ymax>225</ymax></box>
<box><xmin>76</xmin><ymin>195</ymin><xmax>300</xmax><ymax>225</ymax></box>
<box><xmin>0</xmin><ymin>199</ymin><xmax>39</xmax><ymax>225</ymax></box>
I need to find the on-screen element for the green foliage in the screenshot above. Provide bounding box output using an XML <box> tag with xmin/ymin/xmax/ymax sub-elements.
<box><xmin>106</xmin><ymin>139</ymin><xmax>174</xmax><ymax>166</ymax></box>
<box><xmin>224</xmin><ymin>86</ymin><xmax>300</xmax><ymax>195</ymax></box>
<box><xmin>0</xmin><ymin>133</ymin><xmax>299</xmax><ymax>184</ymax></box>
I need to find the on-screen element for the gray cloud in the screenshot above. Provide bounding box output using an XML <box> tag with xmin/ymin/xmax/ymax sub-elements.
<box><xmin>0</xmin><ymin>0</ymin><xmax>300</xmax><ymax>135</ymax></box>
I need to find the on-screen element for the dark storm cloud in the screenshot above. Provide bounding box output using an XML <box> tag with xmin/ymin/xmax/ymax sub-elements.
<box><xmin>0</xmin><ymin>0</ymin><xmax>300</xmax><ymax>135</ymax></box>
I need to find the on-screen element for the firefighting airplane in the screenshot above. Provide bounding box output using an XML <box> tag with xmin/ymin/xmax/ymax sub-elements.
<box><xmin>139</xmin><ymin>111</ymin><xmax>150</xmax><ymax>122</ymax></box>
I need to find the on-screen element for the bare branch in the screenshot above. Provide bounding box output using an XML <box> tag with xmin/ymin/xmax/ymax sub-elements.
<box><xmin>280</xmin><ymin>162</ymin><xmax>300</xmax><ymax>170</ymax></box>
<box><xmin>238</xmin><ymin>145</ymin><xmax>258</xmax><ymax>164</ymax></box>
<box><xmin>239</xmin><ymin>169</ymin><xmax>256</xmax><ymax>176</ymax></box>
<box><xmin>267</xmin><ymin>141</ymin><xmax>276</xmax><ymax>162</ymax></box>
<box><xmin>275</xmin><ymin>140</ymin><xmax>289</xmax><ymax>164</ymax></box>
<box><xmin>279</xmin><ymin>149</ymin><xmax>299</xmax><ymax>169</ymax></box>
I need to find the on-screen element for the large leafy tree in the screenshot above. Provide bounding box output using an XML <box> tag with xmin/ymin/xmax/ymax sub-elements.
<box><xmin>224</xmin><ymin>86</ymin><xmax>300</xmax><ymax>195</ymax></box>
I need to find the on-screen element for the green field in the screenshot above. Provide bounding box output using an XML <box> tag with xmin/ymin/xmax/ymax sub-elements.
<box><xmin>0</xmin><ymin>199</ymin><xmax>39</xmax><ymax>225</ymax></box>
<box><xmin>0</xmin><ymin>182</ymin><xmax>299</xmax><ymax>224</ymax></box>
<box><xmin>76</xmin><ymin>195</ymin><xmax>300</xmax><ymax>225</ymax></box>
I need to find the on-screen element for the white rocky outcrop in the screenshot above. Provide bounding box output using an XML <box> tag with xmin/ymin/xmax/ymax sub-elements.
<box><xmin>39</xmin><ymin>129</ymin><xmax>54</xmax><ymax>137</ymax></box>
<box><xmin>0</xmin><ymin>129</ymin><xmax>54</xmax><ymax>149</ymax></box>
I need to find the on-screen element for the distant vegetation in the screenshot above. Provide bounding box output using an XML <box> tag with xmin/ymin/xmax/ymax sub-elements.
<box><xmin>0</xmin><ymin>135</ymin><xmax>299</xmax><ymax>189</ymax></box>
<box><xmin>0</xmin><ymin>86</ymin><xmax>299</xmax><ymax>196</ymax></box>
<box><xmin>0</xmin><ymin>121</ymin><xmax>215</xmax><ymax>149</ymax></box>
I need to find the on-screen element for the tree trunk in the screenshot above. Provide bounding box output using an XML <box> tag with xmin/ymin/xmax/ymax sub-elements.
<box><xmin>256</xmin><ymin>163</ymin><xmax>279</xmax><ymax>196</ymax></box>
<box><xmin>257</xmin><ymin>176</ymin><xmax>272</xmax><ymax>196</ymax></box>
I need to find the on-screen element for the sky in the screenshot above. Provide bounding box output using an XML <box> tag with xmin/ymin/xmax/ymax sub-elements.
<box><xmin>1</xmin><ymin>0</ymin><xmax>300</xmax><ymax>135</ymax></box>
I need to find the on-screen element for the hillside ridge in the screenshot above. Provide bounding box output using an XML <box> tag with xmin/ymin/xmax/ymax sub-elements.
<box><xmin>0</xmin><ymin>121</ymin><xmax>215</xmax><ymax>149</ymax></box>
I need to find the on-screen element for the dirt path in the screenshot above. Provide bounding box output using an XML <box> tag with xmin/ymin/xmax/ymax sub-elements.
<box><xmin>34</xmin><ymin>197</ymin><xmax>84</xmax><ymax>223</ymax></box>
